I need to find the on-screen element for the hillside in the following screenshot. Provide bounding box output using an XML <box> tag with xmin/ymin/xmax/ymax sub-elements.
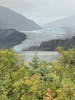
<box><xmin>44</xmin><ymin>16</ymin><xmax>75</xmax><ymax>28</ymax></box>
<box><xmin>0</xmin><ymin>29</ymin><xmax>26</xmax><ymax>49</ymax></box>
<box><xmin>26</xmin><ymin>36</ymin><xmax>75</xmax><ymax>51</ymax></box>
<box><xmin>0</xmin><ymin>6</ymin><xmax>41</xmax><ymax>31</ymax></box>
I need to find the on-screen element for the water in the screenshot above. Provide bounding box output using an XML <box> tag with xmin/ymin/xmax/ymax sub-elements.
<box><xmin>14</xmin><ymin>27</ymin><xmax>75</xmax><ymax>63</ymax></box>
<box><xmin>18</xmin><ymin>51</ymin><xmax>59</xmax><ymax>64</ymax></box>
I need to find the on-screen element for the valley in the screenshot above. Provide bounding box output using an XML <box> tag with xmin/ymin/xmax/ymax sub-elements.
<box><xmin>14</xmin><ymin>27</ymin><xmax>75</xmax><ymax>52</ymax></box>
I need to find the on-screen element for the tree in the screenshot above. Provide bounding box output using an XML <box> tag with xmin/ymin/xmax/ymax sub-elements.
<box><xmin>0</xmin><ymin>48</ymin><xmax>75</xmax><ymax>100</ymax></box>
<box><xmin>0</xmin><ymin>49</ymin><xmax>29</xmax><ymax>100</ymax></box>
<box><xmin>30</xmin><ymin>55</ymin><xmax>40</xmax><ymax>69</ymax></box>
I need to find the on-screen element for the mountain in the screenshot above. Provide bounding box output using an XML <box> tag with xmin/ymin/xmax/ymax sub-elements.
<box><xmin>0</xmin><ymin>6</ymin><xmax>41</xmax><ymax>31</ymax></box>
<box><xmin>44</xmin><ymin>16</ymin><xmax>75</xmax><ymax>28</ymax></box>
<box><xmin>26</xmin><ymin>36</ymin><xmax>75</xmax><ymax>51</ymax></box>
<box><xmin>0</xmin><ymin>29</ymin><xmax>26</xmax><ymax>49</ymax></box>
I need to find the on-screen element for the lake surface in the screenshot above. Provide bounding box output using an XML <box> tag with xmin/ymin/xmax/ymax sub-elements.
<box><xmin>18</xmin><ymin>51</ymin><xmax>59</xmax><ymax>64</ymax></box>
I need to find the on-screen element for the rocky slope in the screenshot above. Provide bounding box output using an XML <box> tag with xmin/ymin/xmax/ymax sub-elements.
<box><xmin>0</xmin><ymin>29</ymin><xmax>26</xmax><ymax>49</ymax></box>
<box><xmin>26</xmin><ymin>36</ymin><xmax>75</xmax><ymax>51</ymax></box>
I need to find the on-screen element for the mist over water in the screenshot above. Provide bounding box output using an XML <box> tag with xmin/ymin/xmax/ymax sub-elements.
<box><xmin>14</xmin><ymin>27</ymin><xmax>66</xmax><ymax>52</ymax></box>
<box><xmin>13</xmin><ymin>27</ymin><xmax>75</xmax><ymax>62</ymax></box>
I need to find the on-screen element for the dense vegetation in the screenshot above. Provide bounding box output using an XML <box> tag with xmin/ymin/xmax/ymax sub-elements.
<box><xmin>0</xmin><ymin>48</ymin><xmax>75</xmax><ymax>100</ymax></box>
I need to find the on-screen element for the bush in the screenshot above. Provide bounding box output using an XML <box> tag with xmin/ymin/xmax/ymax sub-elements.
<box><xmin>0</xmin><ymin>48</ymin><xmax>75</xmax><ymax>100</ymax></box>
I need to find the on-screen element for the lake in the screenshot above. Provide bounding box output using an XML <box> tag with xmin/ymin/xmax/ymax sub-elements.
<box><xmin>18</xmin><ymin>51</ymin><xmax>59</xmax><ymax>64</ymax></box>
<box><xmin>14</xmin><ymin>27</ymin><xmax>74</xmax><ymax>63</ymax></box>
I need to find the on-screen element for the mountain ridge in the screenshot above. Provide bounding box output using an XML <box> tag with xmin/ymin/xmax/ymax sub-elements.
<box><xmin>0</xmin><ymin>5</ymin><xmax>41</xmax><ymax>31</ymax></box>
<box><xmin>44</xmin><ymin>16</ymin><xmax>75</xmax><ymax>28</ymax></box>
<box><xmin>0</xmin><ymin>29</ymin><xmax>26</xmax><ymax>49</ymax></box>
<box><xmin>25</xmin><ymin>36</ymin><xmax>75</xmax><ymax>51</ymax></box>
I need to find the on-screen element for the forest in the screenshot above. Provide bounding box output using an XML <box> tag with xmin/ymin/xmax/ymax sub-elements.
<box><xmin>0</xmin><ymin>48</ymin><xmax>75</xmax><ymax>100</ymax></box>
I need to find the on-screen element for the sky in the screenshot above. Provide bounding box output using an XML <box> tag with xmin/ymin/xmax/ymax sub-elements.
<box><xmin>0</xmin><ymin>0</ymin><xmax>75</xmax><ymax>25</ymax></box>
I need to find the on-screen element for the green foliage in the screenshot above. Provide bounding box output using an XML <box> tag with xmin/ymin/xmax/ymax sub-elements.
<box><xmin>0</xmin><ymin>49</ymin><xmax>29</xmax><ymax>100</ymax></box>
<box><xmin>58</xmin><ymin>48</ymin><xmax>75</xmax><ymax>66</ymax></box>
<box><xmin>30</xmin><ymin>55</ymin><xmax>40</xmax><ymax>69</ymax></box>
<box><xmin>0</xmin><ymin>48</ymin><xmax>75</xmax><ymax>100</ymax></box>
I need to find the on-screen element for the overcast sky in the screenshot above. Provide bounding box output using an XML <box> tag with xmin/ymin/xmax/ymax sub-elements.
<box><xmin>0</xmin><ymin>0</ymin><xmax>75</xmax><ymax>25</ymax></box>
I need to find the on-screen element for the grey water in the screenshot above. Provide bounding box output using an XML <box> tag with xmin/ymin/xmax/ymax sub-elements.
<box><xmin>18</xmin><ymin>51</ymin><xmax>59</xmax><ymax>64</ymax></box>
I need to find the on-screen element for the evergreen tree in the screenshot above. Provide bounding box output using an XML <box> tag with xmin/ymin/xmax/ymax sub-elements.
<box><xmin>30</xmin><ymin>55</ymin><xmax>40</xmax><ymax>69</ymax></box>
